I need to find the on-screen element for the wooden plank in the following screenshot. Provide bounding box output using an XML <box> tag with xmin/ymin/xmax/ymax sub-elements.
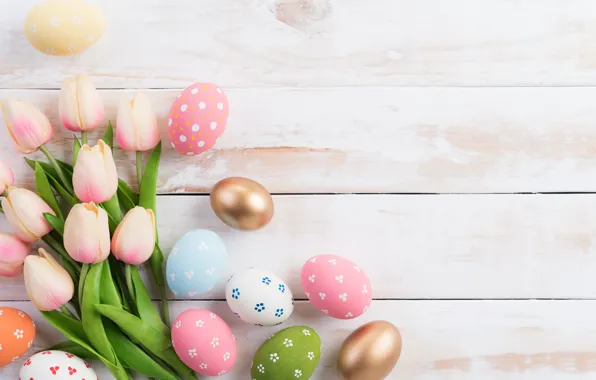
<box><xmin>3</xmin><ymin>0</ymin><xmax>596</xmax><ymax>88</ymax></box>
<box><xmin>3</xmin><ymin>194</ymin><xmax>596</xmax><ymax>301</ymax></box>
<box><xmin>3</xmin><ymin>87</ymin><xmax>596</xmax><ymax>193</ymax></box>
<box><xmin>1</xmin><ymin>300</ymin><xmax>595</xmax><ymax>379</ymax></box>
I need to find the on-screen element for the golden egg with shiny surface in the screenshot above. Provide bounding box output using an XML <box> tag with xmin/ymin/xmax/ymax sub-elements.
<box><xmin>337</xmin><ymin>320</ymin><xmax>402</xmax><ymax>380</ymax></box>
<box><xmin>210</xmin><ymin>177</ymin><xmax>274</xmax><ymax>230</ymax></box>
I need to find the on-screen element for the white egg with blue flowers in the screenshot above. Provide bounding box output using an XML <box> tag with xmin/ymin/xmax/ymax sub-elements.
<box><xmin>166</xmin><ymin>229</ymin><xmax>227</xmax><ymax>298</ymax></box>
<box><xmin>225</xmin><ymin>268</ymin><xmax>294</xmax><ymax>326</ymax></box>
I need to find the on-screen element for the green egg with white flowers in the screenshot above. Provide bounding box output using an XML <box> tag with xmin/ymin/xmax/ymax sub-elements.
<box><xmin>251</xmin><ymin>325</ymin><xmax>321</xmax><ymax>380</ymax></box>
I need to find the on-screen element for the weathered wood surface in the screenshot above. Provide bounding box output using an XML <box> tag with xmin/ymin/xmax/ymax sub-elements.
<box><xmin>3</xmin><ymin>0</ymin><xmax>596</xmax><ymax>88</ymax></box>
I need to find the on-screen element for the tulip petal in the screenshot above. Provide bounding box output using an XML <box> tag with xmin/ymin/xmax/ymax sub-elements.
<box><xmin>73</xmin><ymin>141</ymin><xmax>118</xmax><ymax>203</ymax></box>
<box><xmin>4</xmin><ymin>188</ymin><xmax>54</xmax><ymax>242</ymax></box>
<box><xmin>116</xmin><ymin>98</ymin><xmax>137</xmax><ymax>152</ymax></box>
<box><xmin>0</xmin><ymin>232</ymin><xmax>30</xmax><ymax>277</ymax></box>
<box><xmin>2</xmin><ymin>192</ymin><xmax>40</xmax><ymax>242</ymax></box>
<box><xmin>59</xmin><ymin>76</ymin><xmax>82</xmax><ymax>131</ymax></box>
<box><xmin>112</xmin><ymin>207</ymin><xmax>156</xmax><ymax>265</ymax></box>
<box><xmin>132</xmin><ymin>93</ymin><xmax>160</xmax><ymax>151</ymax></box>
<box><xmin>24</xmin><ymin>248</ymin><xmax>74</xmax><ymax>311</ymax></box>
<box><xmin>77</xmin><ymin>75</ymin><xmax>104</xmax><ymax>131</ymax></box>
<box><xmin>2</xmin><ymin>100</ymin><xmax>53</xmax><ymax>153</ymax></box>
<box><xmin>0</xmin><ymin>159</ymin><xmax>14</xmax><ymax>195</ymax></box>
<box><xmin>64</xmin><ymin>203</ymin><xmax>110</xmax><ymax>263</ymax></box>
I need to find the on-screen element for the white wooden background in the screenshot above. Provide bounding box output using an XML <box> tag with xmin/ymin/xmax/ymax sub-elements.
<box><xmin>2</xmin><ymin>0</ymin><xmax>596</xmax><ymax>379</ymax></box>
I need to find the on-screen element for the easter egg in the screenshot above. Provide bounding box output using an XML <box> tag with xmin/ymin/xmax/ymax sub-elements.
<box><xmin>0</xmin><ymin>307</ymin><xmax>35</xmax><ymax>367</ymax></box>
<box><xmin>251</xmin><ymin>325</ymin><xmax>321</xmax><ymax>380</ymax></box>
<box><xmin>226</xmin><ymin>268</ymin><xmax>293</xmax><ymax>326</ymax></box>
<box><xmin>167</xmin><ymin>83</ymin><xmax>229</xmax><ymax>156</ymax></box>
<box><xmin>171</xmin><ymin>309</ymin><xmax>236</xmax><ymax>376</ymax></box>
<box><xmin>24</xmin><ymin>0</ymin><xmax>106</xmax><ymax>56</ymax></box>
<box><xmin>19</xmin><ymin>350</ymin><xmax>97</xmax><ymax>379</ymax></box>
<box><xmin>166</xmin><ymin>229</ymin><xmax>227</xmax><ymax>298</ymax></box>
<box><xmin>301</xmin><ymin>254</ymin><xmax>371</xmax><ymax>320</ymax></box>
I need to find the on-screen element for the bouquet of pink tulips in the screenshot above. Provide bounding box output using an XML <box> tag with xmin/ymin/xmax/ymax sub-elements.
<box><xmin>0</xmin><ymin>75</ymin><xmax>196</xmax><ymax>379</ymax></box>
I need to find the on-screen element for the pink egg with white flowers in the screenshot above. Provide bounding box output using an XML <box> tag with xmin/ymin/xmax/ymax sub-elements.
<box><xmin>301</xmin><ymin>254</ymin><xmax>371</xmax><ymax>320</ymax></box>
<box><xmin>167</xmin><ymin>83</ymin><xmax>229</xmax><ymax>156</ymax></box>
<box><xmin>171</xmin><ymin>309</ymin><xmax>237</xmax><ymax>376</ymax></box>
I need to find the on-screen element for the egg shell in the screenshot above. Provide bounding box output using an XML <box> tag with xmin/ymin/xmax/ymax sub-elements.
<box><xmin>168</xmin><ymin>83</ymin><xmax>229</xmax><ymax>156</ymax></box>
<box><xmin>226</xmin><ymin>268</ymin><xmax>294</xmax><ymax>326</ymax></box>
<box><xmin>166</xmin><ymin>229</ymin><xmax>227</xmax><ymax>298</ymax></box>
<box><xmin>19</xmin><ymin>350</ymin><xmax>96</xmax><ymax>379</ymax></box>
<box><xmin>301</xmin><ymin>254</ymin><xmax>372</xmax><ymax>319</ymax></box>
<box><xmin>251</xmin><ymin>325</ymin><xmax>321</xmax><ymax>380</ymax></box>
<box><xmin>0</xmin><ymin>307</ymin><xmax>36</xmax><ymax>367</ymax></box>
<box><xmin>171</xmin><ymin>309</ymin><xmax>237</xmax><ymax>376</ymax></box>
<box><xmin>24</xmin><ymin>0</ymin><xmax>106</xmax><ymax>56</ymax></box>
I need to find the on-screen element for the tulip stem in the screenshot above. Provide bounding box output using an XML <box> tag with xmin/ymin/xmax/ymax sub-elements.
<box><xmin>159</xmin><ymin>285</ymin><xmax>170</xmax><ymax>326</ymax></box>
<box><xmin>81</xmin><ymin>131</ymin><xmax>88</xmax><ymax>145</ymax></box>
<box><xmin>136</xmin><ymin>151</ymin><xmax>143</xmax><ymax>187</ymax></box>
<box><xmin>60</xmin><ymin>304</ymin><xmax>77</xmax><ymax>320</ymax></box>
<box><xmin>125</xmin><ymin>264</ymin><xmax>136</xmax><ymax>304</ymax></box>
<box><xmin>39</xmin><ymin>145</ymin><xmax>74</xmax><ymax>194</ymax></box>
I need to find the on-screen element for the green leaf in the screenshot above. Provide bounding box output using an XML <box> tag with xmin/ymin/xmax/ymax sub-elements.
<box><xmin>131</xmin><ymin>266</ymin><xmax>168</xmax><ymax>335</ymax></box>
<box><xmin>45</xmin><ymin>341</ymin><xmax>97</xmax><ymax>360</ymax></box>
<box><xmin>102</xmin><ymin>121</ymin><xmax>114</xmax><ymax>150</ymax></box>
<box><xmin>101</xmin><ymin>260</ymin><xmax>123</xmax><ymax>309</ymax></box>
<box><xmin>48</xmin><ymin>175</ymin><xmax>78</xmax><ymax>206</ymax></box>
<box><xmin>44</xmin><ymin>213</ymin><xmax>64</xmax><ymax>236</ymax></box>
<box><xmin>139</xmin><ymin>142</ymin><xmax>161</xmax><ymax>218</ymax></box>
<box><xmin>73</xmin><ymin>135</ymin><xmax>82</xmax><ymax>164</ymax></box>
<box><xmin>119</xmin><ymin>179</ymin><xmax>138</xmax><ymax>205</ymax></box>
<box><xmin>34</xmin><ymin>163</ymin><xmax>63</xmax><ymax>219</ymax></box>
<box><xmin>56</xmin><ymin>159</ymin><xmax>74</xmax><ymax>175</ymax></box>
<box><xmin>81</xmin><ymin>262</ymin><xmax>118</xmax><ymax>365</ymax></box>
<box><xmin>94</xmin><ymin>305</ymin><xmax>197</xmax><ymax>379</ymax></box>
<box><xmin>41</xmin><ymin>310</ymin><xmax>129</xmax><ymax>380</ymax></box>
<box><xmin>117</xmin><ymin>181</ymin><xmax>137</xmax><ymax>213</ymax></box>
<box><xmin>102</xmin><ymin>193</ymin><xmax>123</xmax><ymax>225</ymax></box>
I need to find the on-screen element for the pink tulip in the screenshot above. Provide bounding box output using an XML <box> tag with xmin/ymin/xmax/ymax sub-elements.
<box><xmin>1</xmin><ymin>187</ymin><xmax>55</xmax><ymax>243</ymax></box>
<box><xmin>116</xmin><ymin>92</ymin><xmax>160</xmax><ymax>151</ymax></box>
<box><xmin>24</xmin><ymin>248</ymin><xmax>74</xmax><ymax>311</ymax></box>
<box><xmin>0</xmin><ymin>159</ymin><xmax>14</xmax><ymax>195</ymax></box>
<box><xmin>0</xmin><ymin>233</ymin><xmax>30</xmax><ymax>277</ymax></box>
<box><xmin>63</xmin><ymin>202</ymin><xmax>110</xmax><ymax>264</ymax></box>
<box><xmin>1</xmin><ymin>99</ymin><xmax>53</xmax><ymax>153</ymax></box>
<box><xmin>59</xmin><ymin>74</ymin><xmax>104</xmax><ymax>132</ymax></box>
<box><xmin>73</xmin><ymin>140</ymin><xmax>118</xmax><ymax>203</ymax></box>
<box><xmin>112</xmin><ymin>206</ymin><xmax>156</xmax><ymax>265</ymax></box>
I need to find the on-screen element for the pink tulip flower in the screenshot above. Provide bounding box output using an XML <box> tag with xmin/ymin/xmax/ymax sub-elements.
<box><xmin>24</xmin><ymin>248</ymin><xmax>74</xmax><ymax>311</ymax></box>
<box><xmin>73</xmin><ymin>140</ymin><xmax>118</xmax><ymax>203</ymax></box>
<box><xmin>1</xmin><ymin>187</ymin><xmax>55</xmax><ymax>243</ymax></box>
<box><xmin>112</xmin><ymin>206</ymin><xmax>156</xmax><ymax>265</ymax></box>
<box><xmin>0</xmin><ymin>159</ymin><xmax>14</xmax><ymax>195</ymax></box>
<box><xmin>63</xmin><ymin>202</ymin><xmax>110</xmax><ymax>264</ymax></box>
<box><xmin>0</xmin><ymin>233</ymin><xmax>30</xmax><ymax>277</ymax></box>
<box><xmin>1</xmin><ymin>99</ymin><xmax>53</xmax><ymax>153</ymax></box>
<box><xmin>59</xmin><ymin>74</ymin><xmax>104</xmax><ymax>132</ymax></box>
<box><xmin>116</xmin><ymin>92</ymin><xmax>160</xmax><ymax>152</ymax></box>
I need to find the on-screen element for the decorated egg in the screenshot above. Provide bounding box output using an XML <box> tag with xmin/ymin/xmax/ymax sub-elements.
<box><xmin>166</xmin><ymin>229</ymin><xmax>227</xmax><ymax>298</ymax></box>
<box><xmin>171</xmin><ymin>309</ymin><xmax>236</xmax><ymax>376</ymax></box>
<box><xmin>167</xmin><ymin>83</ymin><xmax>229</xmax><ymax>156</ymax></box>
<box><xmin>19</xmin><ymin>350</ymin><xmax>97</xmax><ymax>379</ymax></box>
<box><xmin>251</xmin><ymin>325</ymin><xmax>321</xmax><ymax>380</ymax></box>
<box><xmin>24</xmin><ymin>0</ymin><xmax>106</xmax><ymax>56</ymax></box>
<box><xmin>225</xmin><ymin>268</ymin><xmax>293</xmax><ymax>326</ymax></box>
<box><xmin>0</xmin><ymin>307</ymin><xmax>35</xmax><ymax>367</ymax></box>
<box><xmin>301</xmin><ymin>254</ymin><xmax>371</xmax><ymax>320</ymax></box>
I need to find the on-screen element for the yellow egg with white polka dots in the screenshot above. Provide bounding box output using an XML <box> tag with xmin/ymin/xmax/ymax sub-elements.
<box><xmin>24</xmin><ymin>0</ymin><xmax>106</xmax><ymax>56</ymax></box>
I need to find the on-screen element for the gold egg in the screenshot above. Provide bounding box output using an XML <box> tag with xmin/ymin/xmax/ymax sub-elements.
<box><xmin>210</xmin><ymin>177</ymin><xmax>274</xmax><ymax>230</ymax></box>
<box><xmin>337</xmin><ymin>320</ymin><xmax>402</xmax><ymax>380</ymax></box>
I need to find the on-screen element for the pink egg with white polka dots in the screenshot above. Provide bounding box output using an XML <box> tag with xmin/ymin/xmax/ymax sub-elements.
<box><xmin>171</xmin><ymin>309</ymin><xmax>237</xmax><ymax>376</ymax></box>
<box><xmin>301</xmin><ymin>254</ymin><xmax>371</xmax><ymax>320</ymax></box>
<box><xmin>167</xmin><ymin>83</ymin><xmax>229</xmax><ymax>156</ymax></box>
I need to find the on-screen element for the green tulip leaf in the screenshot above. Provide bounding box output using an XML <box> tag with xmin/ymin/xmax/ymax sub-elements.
<box><xmin>101</xmin><ymin>260</ymin><xmax>123</xmax><ymax>309</ymax></box>
<box><xmin>57</xmin><ymin>158</ymin><xmax>74</xmax><ymax>175</ymax></box>
<box><xmin>81</xmin><ymin>262</ymin><xmax>118</xmax><ymax>365</ymax></box>
<box><xmin>45</xmin><ymin>341</ymin><xmax>97</xmax><ymax>360</ymax></box>
<box><xmin>34</xmin><ymin>163</ymin><xmax>63</xmax><ymax>219</ymax></box>
<box><xmin>130</xmin><ymin>266</ymin><xmax>168</xmax><ymax>334</ymax></box>
<box><xmin>102</xmin><ymin>193</ymin><xmax>123</xmax><ymax>226</ymax></box>
<box><xmin>119</xmin><ymin>179</ymin><xmax>138</xmax><ymax>205</ymax></box>
<box><xmin>73</xmin><ymin>135</ymin><xmax>82</xmax><ymax>164</ymax></box>
<box><xmin>94</xmin><ymin>304</ymin><xmax>197</xmax><ymax>379</ymax></box>
<box><xmin>102</xmin><ymin>121</ymin><xmax>114</xmax><ymax>150</ymax></box>
<box><xmin>44</xmin><ymin>213</ymin><xmax>64</xmax><ymax>236</ymax></box>
<box><xmin>139</xmin><ymin>142</ymin><xmax>160</xmax><ymax>219</ymax></box>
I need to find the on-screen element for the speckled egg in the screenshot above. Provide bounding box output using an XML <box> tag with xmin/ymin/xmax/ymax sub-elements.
<box><xmin>167</xmin><ymin>83</ymin><xmax>229</xmax><ymax>156</ymax></box>
<box><xmin>171</xmin><ymin>309</ymin><xmax>236</xmax><ymax>376</ymax></box>
<box><xmin>166</xmin><ymin>229</ymin><xmax>227</xmax><ymax>298</ymax></box>
<box><xmin>19</xmin><ymin>350</ymin><xmax>96</xmax><ymax>379</ymax></box>
<box><xmin>225</xmin><ymin>268</ymin><xmax>293</xmax><ymax>326</ymax></box>
<box><xmin>24</xmin><ymin>0</ymin><xmax>106</xmax><ymax>56</ymax></box>
<box><xmin>251</xmin><ymin>325</ymin><xmax>321</xmax><ymax>380</ymax></box>
<box><xmin>301</xmin><ymin>254</ymin><xmax>371</xmax><ymax>320</ymax></box>
<box><xmin>0</xmin><ymin>307</ymin><xmax>35</xmax><ymax>367</ymax></box>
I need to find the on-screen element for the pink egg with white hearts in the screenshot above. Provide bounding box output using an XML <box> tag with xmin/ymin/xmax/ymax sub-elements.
<box><xmin>167</xmin><ymin>83</ymin><xmax>229</xmax><ymax>156</ymax></box>
<box><xmin>301</xmin><ymin>254</ymin><xmax>371</xmax><ymax>320</ymax></box>
<box><xmin>171</xmin><ymin>309</ymin><xmax>237</xmax><ymax>376</ymax></box>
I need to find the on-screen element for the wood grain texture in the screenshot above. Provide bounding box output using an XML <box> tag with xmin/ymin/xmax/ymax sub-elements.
<box><xmin>2</xmin><ymin>194</ymin><xmax>596</xmax><ymax>301</ymax></box>
<box><xmin>4</xmin><ymin>87</ymin><xmax>596</xmax><ymax>193</ymax></box>
<box><xmin>1</xmin><ymin>300</ymin><xmax>596</xmax><ymax>379</ymax></box>
<box><xmin>3</xmin><ymin>0</ymin><xmax>596</xmax><ymax>88</ymax></box>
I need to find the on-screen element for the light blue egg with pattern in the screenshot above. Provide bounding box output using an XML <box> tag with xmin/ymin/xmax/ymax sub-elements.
<box><xmin>166</xmin><ymin>229</ymin><xmax>227</xmax><ymax>298</ymax></box>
